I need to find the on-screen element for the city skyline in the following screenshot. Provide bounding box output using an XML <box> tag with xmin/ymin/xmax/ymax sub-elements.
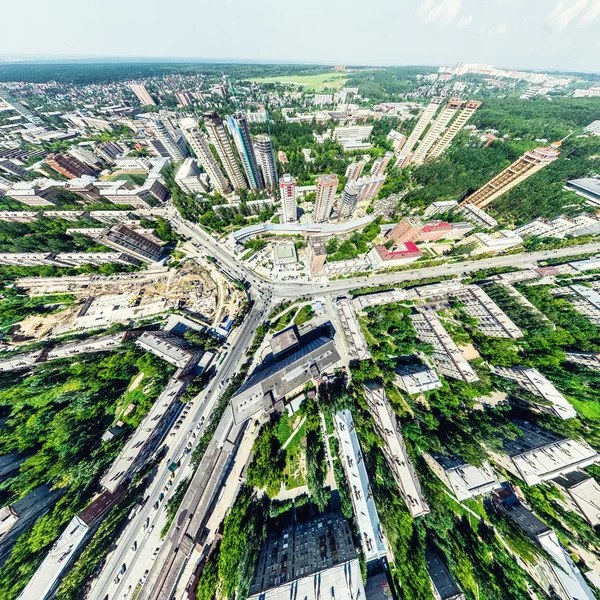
<box><xmin>1</xmin><ymin>0</ymin><xmax>600</xmax><ymax>73</ymax></box>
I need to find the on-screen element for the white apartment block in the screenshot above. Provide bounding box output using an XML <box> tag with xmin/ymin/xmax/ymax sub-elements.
<box><xmin>279</xmin><ymin>174</ymin><xmax>298</xmax><ymax>223</ymax></box>
<box><xmin>562</xmin><ymin>284</ymin><xmax>600</xmax><ymax>326</ymax></box>
<box><xmin>456</xmin><ymin>230</ymin><xmax>523</xmax><ymax>255</ymax></box>
<box><xmin>363</xmin><ymin>383</ymin><xmax>430</xmax><ymax>518</ymax></box>
<box><xmin>490</xmin><ymin>421</ymin><xmax>598</xmax><ymax>486</ymax></box>
<box><xmin>335</xmin><ymin>298</ymin><xmax>371</xmax><ymax>361</ymax></box>
<box><xmin>312</xmin><ymin>94</ymin><xmax>333</xmax><ymax>106</ymax></box>
<box><xmin>333</xmin><ymin>125</ymin><xmax>373</xmax><ymax>143</ymax></box>
<box><xmin>424</xmin><ymin>453</ymin><xmax>498</xmax><ymax>501</ymax></box>
<box><xmin>411</xmin><ymin>310</ymin><xmax>479</xmax><ymax>383</ymax></box>
<box><xmin>454</xmin><ymin>285</ymin><xmax>523</xmax><ymax>339</ymax></box>
<box><xmin>515</xmin><ymin>213</ymin><xmax>600</xmax><ymax>239</ymax></box>
<box><xmin>564</xmin><ymin>352</ymin><xmax>600</xmax><ymax>371</ymax></box>
<box><xmin>491</xmin><ymin>366</ymin><xmax>577</xmax><ymax>420</ymax></box>
<box><xmin>175</xmin><ymin>158</ymin><xmax>207</xmax><ymax>194</ymax></box>
<box><xmin>423</xmin><ymin>200</ymin><xmax>458</xmax><ymax>217</ymax></box>
<box><xmin>395</xmin><ymin>364</ymin><xmax>442</xmax><ymax>394</ymax></box>
<box><xmin>335</xmin><ymin>409</ymin><xmax>388</xmax><ymax>562</ymax></box>
<box><xmin>458</xmin><ymin>203</ymin><xmax>498</xmax><ymax>229</ymax></box>
<box><xmin>552</xmin><ymin>471</ymin><xmax>600</xmax><ymax>527</ymax></box>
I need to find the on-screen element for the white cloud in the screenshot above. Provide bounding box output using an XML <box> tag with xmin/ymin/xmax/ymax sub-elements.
<box><xmin>546</xmin><ymin>0</ymin><xmax>600</xmax><ymax>30</ymax></box>
<box><xmin>457</xmin><ymin>14</ymin><xmax>474</xmax><ymax>28</ymax></box>
<box><xmin>493</xmin><ymin>23</ymin><xmax>507</xmax><ymax>34</ymax></box>
<box><xmin>416</xmin><ymin>0</ymin><xmax>462</xmax><ymax>25</ymax></box>
<box><xmin>580</xmin><ymin>0</ymin><xmax>600</xmax><ymax>24</ymax></box>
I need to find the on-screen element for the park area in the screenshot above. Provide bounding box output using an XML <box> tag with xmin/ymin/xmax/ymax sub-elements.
<box><xmin>249</xmin><ymin>72</ymin><xmax>348</xmax><ymax>91</ymax></box>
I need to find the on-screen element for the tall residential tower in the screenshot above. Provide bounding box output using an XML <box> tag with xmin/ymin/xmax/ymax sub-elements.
<box><xmin>203</xmin><ymin>111</ymin><xmax>247</xmax><ymax>190</ymax></box>
<box><xmin>428</xmin><ymin>100</ymin><xmax>482</xmax><ymax>160</ymax></box>
<box><xmin>253</xmin><ymin>134</ymin><xmax>278</xmax><ymax>190</ymax></box>
<box><xmin>314</xmin><ymin>174</ymin><xmax>339</xmax><ymax>222</ymax></box>
<box><xmin>180</xmin><ymin>118</ymin><xmax>231</xmax><ymax>194</ymax></box>
<box><xmin>227</xmin><ymin>112</ymin><xmax>264</xmax><ymax>190</ymax></box>
<box><xmin>279</xmin><ymin>174</ymin><xmax>297</xmax><ymax>223</ymax></box>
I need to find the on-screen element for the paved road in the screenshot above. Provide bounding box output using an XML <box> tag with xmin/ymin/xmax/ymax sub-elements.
<box><xmin>89</xmin><ymin>289</ymin><xmax>269</xmax><ymax>600</ymax></box>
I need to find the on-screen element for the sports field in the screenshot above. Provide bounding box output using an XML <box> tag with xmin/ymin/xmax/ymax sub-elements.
<box><xmin>250</xmin><ymin>72</ymin><xmax>349</xmax><ymax>91</ymax></box>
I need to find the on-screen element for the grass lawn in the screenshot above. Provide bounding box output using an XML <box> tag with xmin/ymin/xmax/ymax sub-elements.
<box><xmin>249</xmin><ymin>72</ymin><xmax>349</xmax><ymax>91</ymax></box>
<box><xmin>570</xmin><ymin>397</ymin><xmax>600</xmax><ymax>421</ymax></box>
<box><xmin>271</xmin><ymin>307</ymin><xmax>297</xmax><ymax>332</ymax></box>
<box><xmin>293</xmin><ymin>304</ymin><xmax>314</xmax><ymax>326</ymax></box>
<box><xmin>282</xmin><ymin>421</ymin><xmax>307</xmax><ymax>489</ymax></box>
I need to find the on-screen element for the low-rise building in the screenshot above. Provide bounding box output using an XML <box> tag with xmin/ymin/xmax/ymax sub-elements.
<box><xmin>489</xmin><ymin>420</ymin><xmax>598</xmax><ymax>486</ymax></box>
<box><xmin>458</xmin><ymin>203</ymin><xmax>498</xmax><ymax>229</ymax></box>
<box><xmin>492</xmin><ymin>482</ymin><xmax>596</xmax><ymax>600</ymax></box>
<box><xmin>175</xmin><ymin>158</ymin><xmax>207</xmax><ymax>194</ymax></box>
<box><xmin>231</xmin><ymin>329</ymin><xmax>341</xmax><ymax>424</ymax></box>
<box><xmin>423</xmin><ymin>200</ymin><xmax>458</xmax><ymax>217</ymax></box>
<box><xmin>272</xmin><ymin>242</ymin><xmax>297</xmax><ymax>264</ymax></box>
<box><xmin>424</xmin><ymin>453</ymin><xmax>498</xmax><ymax>501</ymax></box>
<box><xmin>455</xmin><ymin>230</ymin><xmax>523</xmax><ymax>255</ymax></box>
<box><xmin>135</xmin><ymin>331</ymin><xmax>203</xmax><ymax>379</ymax></box>
<box><xmin>411</xmin><ymin>310</ymin><xmax>479</xmax><ymax>383</ymax></box>
<box><xmin>363</xmin><ymin>383</ymin><xmax>430</xmax><ymax>518</ymax></box>
<box><xmin>395</xmin><ymin>363</ymin><xmax>442</xmax><ymax>394</ymax></box>
<box><xmin>566</xmin><ymin>178</ymin><xmax>600</xmax><ymax>206</ymax></box>
<box><xmin>0</xmin><ymin>485</ymin><xmax>64</xmax><ymax>566</ymax></box>
<box><xmin>561</xmin><ymin>284</ymin><xmax>600</xmax><ymax>326</ymax></box>
<box><xmin>552</xmin><ymin>471</ymin><xmax>600</xmax><ymax>527</ymax></box>
<box><xmin>335</xmin><ymin>409</ymin><xmax>387</xmax><ymax>561</ymax></box>
<box><xmin>491</xmin><ymin>366</ymin><xmax>576</xmax><ymax>419</ymax></box>
<box><xmin>336</xmin><ymin>298</ymin><xmax>372</xmax><ymax>361</ymax></box>
<box><xmin>367</xmin><ymin>242</ymin><xmax>422</xmax><ymax>269</ymax></box>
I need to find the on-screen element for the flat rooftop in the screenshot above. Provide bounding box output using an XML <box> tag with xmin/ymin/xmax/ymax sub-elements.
<box><xmin>431</xmin><ymin>453</ymin><xmax>498</xmax><ymax>501</ymax></box>
<box><xmin>232</xmin><ymin>333</ymin><xmax>341</xmax><ymax>424</ymax></box>
<box><xmin>249</xmin><ymin>511</ymin><xmax>356</xmax><ymax>595</ymax></box>
<box><xmin>269</xmin><ymin>326</ymin><xmax>299</xmax><ymax>357</ymax></box>
<box><xmin>425</xmin><ymin>545</ymin><xmax>464</xmax><ymax>600</ymax></box>
<box><xmin>335</xmin><ymin>409</ymin><xmax>387</xmax><ymax>562</ymax></box>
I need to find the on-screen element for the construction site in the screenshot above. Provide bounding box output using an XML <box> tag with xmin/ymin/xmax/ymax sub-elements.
<box><xmin>11</xmin><ymin>260</ymin><xmax>245</xmax><ymax>341</ymax></box>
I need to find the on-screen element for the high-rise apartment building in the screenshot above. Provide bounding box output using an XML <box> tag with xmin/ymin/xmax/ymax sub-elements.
<box><xmin>356</xmin><ymin>175</ymin><xmax>386</xmax><ymax>201</ymax></box>
<box><xmin>46</xmin><ymin>153</ymin><xmax>98</xmax><ymax>179</ymax></box>
<box><xmin>370</xmin><ymin>151</ymin><xmax>393</xmax><ymax>176</ymax></box>
<box><xmin>345</xmin><ymin>161</ymin><xmax>365</xmax><ymax>182</ymax></box>
<box><xmin>203</xmin><ymin>111</ymin><xmax>247</xmax><ymax>190</ymax></box>
<box><xmin>428</xmin><ymin>100</ymin><xmax>481</xmax><ymax>160</ymax></box>
<box><xmin>279</xmin><ymin>174</ymin><xmax>297</xmax><ymax>223</ymax></box>
<box><xmin>180</xmin><ymin>118</ymin><xmax>231</xmax><ymax>195</ymax></box>
<box><xmin>399</xmin><ymin>97</ymin><xmax>445</xmax><ymax>160</ymax></box>
<box><xmin>146</xmin><ymin>118</ymin><xmax>186</xmax><ymax>161</ymax></box>
<box><xmin>227</xmin><ymin>112</ymin><xmax>264</xmax><ymax>190</ymax></box>
<box><xmin>337</xmin><ymin>182</ymin><xmax>360</xmax><ymax>219</ymax></box>
<box><xmin>254</xmin><ymin>134</ymin><xmax>279</xmax><ymax>190</ymax></box>
<box><xmin>459</xmin><ymin>145</ymin><xmax>560</xmax><ymax>209</ymax></box>
<box><xmin>314</xmin><ymin>174</ymin><xmax>338</xmax><ymax>222</ymax></box>
<box><xmin>410</xmin><ymin>98</ymin><xmax>463</xmax><ymax>165</ymax></box>
<box><xmin>129</xmin><ymin>83</ymin><xmax>155</xmax><ymax>106</ymax></box>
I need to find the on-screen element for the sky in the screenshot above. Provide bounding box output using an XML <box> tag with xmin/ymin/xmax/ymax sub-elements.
<box><xmin>2</xmin><ymin>0</ymin><xmax>599</xmax><ymax>73</ymax></box>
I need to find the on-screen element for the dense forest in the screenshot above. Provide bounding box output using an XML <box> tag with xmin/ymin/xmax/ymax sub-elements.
<box><xmin>0</xmin><ymin>344</ymin><xmax>173</xmax><ymax>600</ymax></box>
